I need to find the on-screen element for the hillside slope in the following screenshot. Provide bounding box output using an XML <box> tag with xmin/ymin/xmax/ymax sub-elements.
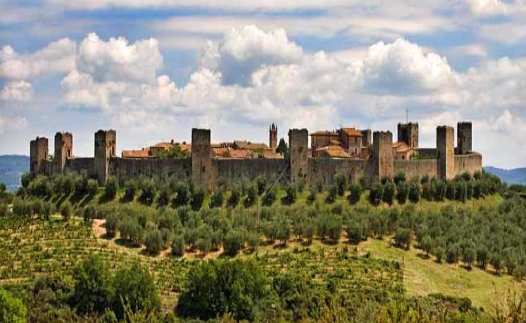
<box><xmin>485</xmin><ymin>166</ymin><xmax>526</xmax><ymax>185</ymax></box>
<box><xmin>0</xmin><ymin>155</ymin><xmax>29</xmax><ymax>191</ymax></box>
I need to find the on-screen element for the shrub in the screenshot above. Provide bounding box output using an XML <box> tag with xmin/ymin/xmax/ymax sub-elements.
<box><xmin>223</xmin><ymin>230</ymin><xmax>244</xmax><ymax>256</ymax></box>
<box><xmin>123</xmin><ymin>180</ymin><xmax>137</xmax><ymax>202</ymax></box>
<box><xmin>60</xmin><ymin>201</ymin><xmax>73</xmax><ymax>221</ymax></box>
<box><xmin>105</xmin><ymin>214</ymin><xmax>119</xmax><ymax>238</ymax></box>
<box><xmin>435</xmin><ymin>247</ymin><xmax>445</xmax><ymax>263</ymax></box>
<box><xmin>0</xmin><ymin>289</ymin><xmax>27</xmax><ymax>323</ymax></box>
<box><xmin>209</xmin><ymin>191</ymin><xmax>224</xmax><ymax>208</ymax></box>
<box><xmin>112</xmin><ymin>262</ymin><xmax>160</xmax><ymax>320</ymax></box>
<box><xmin>83</xmin><ymin>205</ymin><xmax>97</xmax><ymax>223</ymax></box>
<box><xmin>157</xmin><ymin>186</ymin><xmax>171</xmax><ymax>207</ymax></box>
<box><xmin>138</xmin><ymin>179</ymin><xmax>155</xmax><ymax>205</ymax></box>
<box><xmin>420</xmin><ymin>235</ymin><xmax>433</xmax><ymax>256</ymax></box>
<box><xmin>348</xmin><ymin>183</ymin><xmax>362</xmax><ymax>205</ymax></box>
<box><xmin>28</xmin><ymin>175</ymin><xmax>51</xmax><ymax>197</ymax></box>
<box><xmin>476</xmin><ymin>247</ymin><xmax>488</xmax><ymax>269</ymax></box>
<box><xmin>394</xmin><ymin>228</ymin><xmax>411</xmax><ymax>250</ymax></box>
<box><xmin>118</xmin><ymin>218</ymin><xmax>144</xmax><ymax>246</ymax></box>
<box><xmin>281</xmin><ymin>185</ymin><xmax>296</xmax><ymax>205</ymax></box>
<box><xmin>368</xmin><ymin>184</ymin><xmax>383</xmax><ymax>206</ymax></box>
<box><xmin>262</xmin><ymin>189</ymin><xmax>276</xmax><ymax>206</ymax></box>
<box><xmin>104</xmin><ymin>177</ymin><xmax>118</xmax><ymax>200</ymax></box>
<box><xmin>71</xmin><ymin>255</ymin><xmax>113</xmax><ymax>315</ymax></box>
<box><xmin>191</xmin><ymin>189</ymin><xmax>205</xmax><ymax>211</ymax></box>
<box><xmin>408</xmin><ymin>183</ymin><xmax>421</xmax><ymax>203</ymax></box>
<box><xmin>227</xmin><ymin>189</ymin><xmax>240</xmax><ymax>208</ymax></box>
<box><xmin>317</xmin><ymin>214</ymin><xmax>342</xmax><ymax>243</ymax></box>
<box><xmin>325</xmin><ymin>185</ymin><xmax>338</xmax><ymax>204</ymax></box>
<box><xmin>306</xmin><ymin>189</ymin><xmax>316</xmax><ymax>205</ymax></box>
<box><xmin>144</xmin><ymin>229</ymin><xmax>164</xmax><ymax>255</ymax></box>
<box><xmin>243</xmin><ymin>185</ymin><xmax>257</xmax><ymax>208</ymax></box>
<box><xmin>255</xmin><ymin>176</ymin><xmax>267</xmax><ymax>195</ymax></box>
<box><xmin>382</xmin><ymin>182</ymin><xmax>396</xmax><ymax>206</ymax></box>
<box><xmin>346</xmin><ymin>222</ymin><xmax>364</xmax><ymax>244</ymax></box>
<box><xmin>446</xmin><ymin>181</ymin><xmax>456</xmax><ymax>200</ymax></box>
<box><xmin>172</xmin><ymin>182</ymin><xmax>190</xmax><ymax>207</ymax></box>
<box><xmin>446</xmin><ymin>245</ymin><xmax>460</xmax><ymax>264</ymax></box>
<box><xmin>394</xmin><ymin>172</ymin><xmax>406</xmax><ymax>185</ymax></box>
<box><xmin>177</xmin><ymin>260</ymin><xmax>270</xmax><ymax>321</ymax></box>
<box><xmin>87</xmin><ymin>179</ymin><xmax>98</xmax><ymax>196</ymax></box>
<box><xmin>463</xmin><ymin>247</ymin><xmax>476</xmax><ymax>269</ymax></box>
<box><xmin>334</xmin><ymin>173</ymin><xmax>347</xmax><ymax>196</ymax></box>
<box><xmin>171</xmin><ymin>236</ymin><xmax>185</xmax><ymax>257</ymax></box>
<box><xmin>396</xmin><ymin>182</ymin><xmax>409</xmax><ymax>205</ymax></box>
<box><xmin>197</xmin><ymin>237</ymin><xmax>212</xmax><ymax>255</ymax></box>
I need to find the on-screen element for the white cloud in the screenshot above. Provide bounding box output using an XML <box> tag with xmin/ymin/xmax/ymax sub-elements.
<box><xmin>0</xmin><ymin>115</ymin><xmax>28</xmax><ymax>134</ymax></box>
<box><xmin>0</xmin><ymin>38</ymin><xmax>76</xmax><ymax>80</ymax></box>
<box><xmin>466</xmin><ymin>0</ymin><xmax>509</xmax><ymax>16</ymax></box>
<box><xmin>77</xmin><ymin>33</ymin><xmax>163</xmax><ymax>84</ymax></box>
<box><xmin>201</xmin><ymin>25</ymin><xmax>303</xmax><ymax>85</ymax></box>
<box><xmin>0</xmin><ymin>81</ymin><xmax>33</xmax><ymax>102</ymax></box>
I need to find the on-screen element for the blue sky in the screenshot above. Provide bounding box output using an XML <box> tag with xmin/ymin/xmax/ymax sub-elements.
<box><xmin>1</xmin><ymin>0</ymin><xmax>526</xmax><ymax>168</ymax></box>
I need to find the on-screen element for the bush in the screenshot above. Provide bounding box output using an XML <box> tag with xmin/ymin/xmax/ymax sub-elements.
<box><xmin>262</xmin><ymin>189</ymin><xmax>276</xmax><ymax>206</ymax></box>
<box><xmin>104</xmin><ymin>177</ymin><xmax>118</xmax><ymax>200</ymax></box>
<box><xmin>144</xmin><ymin>229</ymin><xmax>164</xmax><ymax>255</ymax></box>
<box><xmin>209</xmin><ymin>191</ymin><xmax>224</xmax><ymax>208</ymax></box>
<box><xmin>368</xmin><ymin>184</ymin><xmax>383</xmax><ymax>206</ymax></box>
<box><xmin>123</xmin><ymin>180</ymin><xmax>137</xmax><ymax>202</ymax></box>
<box><xmin>394</xmin><ymin>228</ymin><xmax>411</xmax><ymax>250</ymax></box>
<box><xmin>111</xmin><ymin>262</ymin><xmax>160</xmax><ymax>319</ymax></box>
<box><xmin>255</xmin><ymin>176</ymin><xmax>267</xmax><ymax>195</ymax></box>
<box><xmin>71</xmin><ymin>255</ymin><xmax>113</xmax><ymax>315</ymax></box>
<box><xmin>87</xmin><ymin>179</ymin><xmax>98</xmax><ymax>196</ymax></box>
<box><xmin>172</xmin><ymin>182</ymin><xmax>190</xmax><ymax>208</ymax></box>
<box><xmin>83</xmin><ymin>205</ymin><xmax>97</xmax><ymax>223</ymax></box>
<box><xmin>325</xmin><ymin>185</ymin><xmax>338</xmax><ymax>204</ymax></box>
<box><xmin>60</xmin><ymin>201</ymin><xmax>73</xmax><ymax>221</ymax></box>
<box><xmin>177</xmin><ymin>259</ymin><xmax>270</xmax><ymax>321</ymax></box>
<box><xmin>171</xmin><ymin>236</ymin><xmax>185</xmax><ymax>257</ymax></box>
<box><xmin>408</xmin><ymin>183</ymin><xmax>421</xmax><ymax>203</ymax></box>
<box><xmin>138</xmin><ymin>179</ymin><xmax>155</xmax><ymax>205</ymax></box>
<box><xmin>197</xmin><ymin>237</ymin><xmax>212</xmax><ymax>255</ymax></box>
<box><xmin>382</xmin><ymin>182</ymin><xmax>396</xmax><ymax>206</ymax></box>
<box><xmin>348</xmin><ymin>183</ymin><xmax>362</xmax><ymax>205</ymax></box>
<box><xmin>157</xmin><ymin>186</ymin><xmax>171</xmax><ymax>207</ymax></box>
<box><xmin>281</xmin><ymin>185</ymin><xmax>296</xmax><ymax>205</ymax></box>
<box><xmin>227</xmin><ymin>189</ymin><xmax>240</xmax><ymax>208</ymax></box>
<box><xmin>306</xmin><ymin>189</ymin><xmax>317</xmax><ymax>205</ymax></box>
<box><xmin>346</xmin><ymin>222</ymin><xmax>364</xmax><ymax>244</ymax></box>
<box><xmin>191</xmin><ymin>189</ymin><xmax>205</xmax><ymax>211</ymax></box>
<box><xmin>105</xmin><ymin>214</ymin><xmax>119</xmax><ymax>238</ymax></box>
<box><xmin>0</xmin><ymin>289</ymin><xmax>27</xmax><ymax>323</ymax></box>
<box><xmin>243</xmin><ymin>185</ymin><xmax>257</xmax><ymax>208</ymax></box>
<box><xmin>223</xmin><ymin>230</ymin><xmax>244</xmax><ymax>256</ymax></box>
<box><xmin>396</xmin><ymin>182</ymin><xmax>409</xmax><ymax>205</ymax></box>
<box><xmin>118</xmin><ymin>218</ymin><xmax>144</xmax><ymax>246</ymax></box>
<box><xmin>317</xmin><ymin>214</ymin><xmax>342</xmax><ymax>243</ymax></box>
<box><xmin>394</xmin><ymin>172</ymin><xmax>406</xmax><ymax>185</ymax></box>
<box><xmin>446</xmin><ymin>245</ymin><xmax>460</xmax><ymax>264</ymax></box>
<box><xmin>334</xmin><ymin>174</ymin><xmax>347</xmax><ymax>196</ymax></box>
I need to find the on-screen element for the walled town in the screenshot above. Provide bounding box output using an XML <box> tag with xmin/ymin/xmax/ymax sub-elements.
<box><xmin>29</xmin><ymin>121</ymin><xmax>482</xmax><ymax>190</ymax></box>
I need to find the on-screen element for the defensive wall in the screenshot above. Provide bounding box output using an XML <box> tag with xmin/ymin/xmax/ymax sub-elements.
<box><xmin>30</xmin><ymin>123</ymin><xmax>483</xmax><ymax>190</ymax></box>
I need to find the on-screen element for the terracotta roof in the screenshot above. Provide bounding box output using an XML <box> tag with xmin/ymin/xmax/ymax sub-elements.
<box><xmin>341</xmin><ymin>128</ymin><xmax>363</xmax><ymax>137</ymax></box>
<box><xmin>393</xmin><ymin>141</ymin><xmax>411</xmax><ymax>153</ymax></box>
<box><xmin>315</xmin><ymin>145</ymin><xmax>351</xmax><ymax>158</ymax></box>
<box><xmin>262</xmin><ymin>150</ymin><xmax>283</xmax><ymax>159</ymax></box>
<box><xmin>122</xmin><ymin>148</ymin><xmax>151</xmax><ymax>158</ymax></box>
<box><xmin>213</xmin><ymin>147</ymin><xmax>255</xmax><ymax>159</ymax></box>
<box><xmin>151</xmin><ymin>142</ymin><xmax>174</xmax><ymax>149</ymax></box>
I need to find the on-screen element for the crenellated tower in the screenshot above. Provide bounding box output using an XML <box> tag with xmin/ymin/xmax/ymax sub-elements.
<box><xmin>437</xmin><ymin>126</ymin><xmax>454</xmax><ymax>180</ymax></box>
<box><xmin>457</xmin><ymin>122</ymin><xmax>472</xmax><ymax>155</ymax></box>
<box><xmin>94</xmin><ymin>129</ymin><xmax>116</xmax><ymax>183</ymax></box>
<box><xmin>54</xmin><ymin>132</ymin><xmax>73</xmax><ymax>173</ymax></box>
<box><xmin>372</xmin><ymin>131</ymin><xmax>394</xmax><ymax>180</ymax></box>
<box><xmin>288</xmin><ymin>128</ymin><xmax>309</xmax><ymax>184</ymax></box>
<box><xmin>30</xmin><ymin>137</ymin><xmax>48</xmax><ymax>175</ymax></box>
<box><xmin>269</xmin><ymin>123</ymin><xmax>278</xmax><ymax>151</ymax></box>
<box><xmin>397</xmin><ymin>122</ymin><xmax>419</xmax><ymax>148</ymax></box>
<box><xmin>191</xmin><ymin>128</ymin><xmax>213</xmax><ymax>191</ymax></box>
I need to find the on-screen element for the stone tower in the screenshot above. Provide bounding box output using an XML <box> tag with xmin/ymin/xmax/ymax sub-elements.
<box><xmin>30</xmin><ymin>137</ymin><xmax>48</xmax><ymax>175</ymax></box>
<box><xmin>288</xmin><ymin>128</ymin><xmax>309</xmax><ymax>184</ymax></box>
<box><xmin>372</xmin><ymin>131</ymin><xmax>394</xmax><ymax>180</ymax></box>
<box><xmin>269</xmin><ymin>123</ymin><xmax>278</xmax><ymax>151</ymax></box>
<box><xmin>397</xmin><ymin>122</ymin><xmax>419</xmax><ymax>148</ymax></box>
<box><xmin>437</xmin><ymin>126</ymin><xmax>454</xmax><ymax>180</ymax></box>
<box><xmin>54</xmin><ymin>132</ymin><xmax>73</xmax><ymax>173</ymax></box>
<box><xmin>361</xmin><ymin>129</ymin><xmax>372</xmax><ymax>147</ymax></box>
<box><xmin>457</xmin><ymin>122</ymin><xmax>472</xmax><ymax>155</ymax></box>
<box><xmin>192</xmin><ymin>128</ymin><xmax>212</xmax><ymax>191</ymax></box>
<box><xmin>94</xmin><ymin>129</ymin><xmax>116</xmax><ymax>184</ymax></box>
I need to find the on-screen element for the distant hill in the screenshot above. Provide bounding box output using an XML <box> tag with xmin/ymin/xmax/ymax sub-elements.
<box><xmin>0</xmin><ymin>155</ymin><xmax>29</xmax><ymax>191</ymax></box>
<box><xmin>484</xmin><ymin>166</ymin><xmax>526</xmax><ymax>185</ymax></box>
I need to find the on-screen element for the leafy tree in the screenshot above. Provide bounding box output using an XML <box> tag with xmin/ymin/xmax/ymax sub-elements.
<box><xmin>21</xmin><ymin>173</ymin><xmax>32</xmax><ymax>189</ymax></box>
<box><xmin>446</xmin><ymin>181</ymin><xmax>456</xmax><ymax>200</ymax></box>
<box><xmin>420</xmin><ymin>235</ymin><xmax>433</xmax><ymax>256</ymax></box>
<box><xmin>255</xmin><ymin>176</ymin><xmax>267</xmax><ymax>195</ymax></box>
<box><xmin>0</xmin><ymin>289</ymin><xmax>27</xmax><ymax>323</ymax></box>
<box><xmin>262</xmin><ymin>189</ymin><xmax>276</xmax><ymax>206</ymax></box>
<box><xmin>123</xmin><ymin>180</ymin><xmax>137</xmax><ymax>202</ymax></box>
<box><xmin>325</xmin><ymin>185</ymin><xmax>338</xmax><ymax>204</ymax></box>
<box><xmin>396</xmin><ymin>182</ymin><xmax>409</xmax><ymax>205</ymax></box>
<box><xmin>105</xmin><ymin>213</ymin><xmax>119</xmax><ymax>238</ymax></box>
<box><xmin>144</xmin><ymin>229</ymin><xmax>164</xmax><ymax>255</ymax></box>
<box><xmin>227</xmin><ymin>188</ymin><xmax>240</xmax><ymax>208</ymax></box>
<box><xmin>435</xmin><ymin>246</ymin><xmax>445</xmax><ymax>263</ymax></box>
<box><xmin>118</xmin><ymin>218</ymin><xmax>144</xmax><ymax>246</ymax></box>
<box><xmin>382</xmin><ymin>182</ymin><xmax>396</xmax><ymax>206</ymax></box>
<box><xmin>197</xmin><ymin>237</ymin><xmax>212</xmax><ymax>255</ymax></box>
<box><xmin>368</xmin><ymin>183</ymin><xmax>383</xmax><ymax>206</ymax></box>
<box><xmin>394</xmin><ymin>228</ymin><xmax>412</xmax><ymax>250</ymax></box>
<box><xmin>172</xmin><ymin>182</ymin><xmax>190</xmax><ymax>208</ymax></box>
<box><xmin>223</xmin><ymin>230</ymin><xmax>244</xmax><ymax>256</ymax></box>
<box><xmin>209</xmin><ymin>190</ymin><xmax>224</xmax><ymax>208</ymax></box>
<box><xmin>281</xmin><ymin>185</ymin><xmax>296</xmax><ymax>205</ymax></box>
<box><xmin>112</xmin><ymin>262</ymin><xmax>160</xmax><ymax>319</ymax></box>
<box><xmin>306</xmin><ymin>189</ymin><xmax>316</xmax><ymax>205</ymax></box>
<box><xmin>276</xmin><ymin>138</ymin><xmax>289</xmax><ymax>159</ymax></box>
<box><xmin>490</xmin><ymin>255</ymin><xmax>503</xmax><ymax>275</ymax></box>
<box><xmin>408</xmin><ymin>183</ymin><xmax>421</xmax><ymax>203</ymax></box>
<box><xmin>157</xmin><ymin>186</ymin><xmax>171</xmax><ymax>207</ymax></box>
<box><xmin>104</xmin><ymin>177</ymin><xmax>118</xmax><ymax>200</ymax></box>
<box><xmin>190</xmin><ymin>189</ymin><xmax>205</xmax><ymax>211</ymax></box>
<box><xmin>446</xmin><ymin>245</ymin><xmax>460</xmax><ymax>264</ymax></box>
<box><xmin>348</xmin><ymin>183</ymin><xmax>362</xmax><ymax>205</ymax></box>
<box><xmin>177</xmin><ymin>260</ymin><xmax>270</xmax><ymax>321</ymax></box>
<box><xmin>171</xmin><ymin>236</ymin><xmax>185</xmax><ymax>257</ymax></box>
<box><xmin>275</xmin><ymin>217</ymin><xmax>291</xmax><ymax>246</ymax></box>
<box><xmin>346</xmin><ymin>221</ymin><xmax>364</xmax><ymax>244</ymax></box>
<box><xmin>83</xmin><ymin>205</ymin><xmax>97</xmax><ymax>223</ymax></box>
<box><xmin>476</xmin><ymin>247</ymin><xmax>488</xmax><ymax>270</ymax></box>
<box><xmin>463</xmin><ymin>247</ymin><xmax>476</xmax><ymax>269</ymax></box>
<box><xmin>243</xmin><ymin>185</ymin><xmax>257</xmax><ymax>208</ymax></box>
<box><xmin>71</xmin><ymin>255</ymin><xmax>113</xmax><ymax>315</ymax></box>
<box><xmin>138</xmin><ymin>179</ymin><xmax>156</xmax><ymax>205</ymax></box>
<box><xmin>60</xmin><ymin>201</ymin><xmax>73</xmax><ymax>221</ymax></box>
<box><xmin>394</xmin><ymin>172</ymin><xmax>406</xmax><ymax>185</ymax></box>
<box><xmin>334</xmin><ymin>174</ymin><xmax>347</xmax><ymax>196</ymax></box>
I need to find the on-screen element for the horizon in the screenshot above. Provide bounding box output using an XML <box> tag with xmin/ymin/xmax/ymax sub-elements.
<box><xmin>2</xmin><ymin>1</ymin><xmax>526</xmax><ymax>168</ymax></box>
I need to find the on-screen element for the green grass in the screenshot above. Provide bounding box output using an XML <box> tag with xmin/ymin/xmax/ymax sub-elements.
<box><xmin>358</xmin><ymin>237</ymin><xmax>525</xmax><ymax>312</ymax></box>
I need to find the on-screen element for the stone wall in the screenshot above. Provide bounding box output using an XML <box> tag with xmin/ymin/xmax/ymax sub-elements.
<box><xmin>394</xmin><ymin>159</ymin><xmax>437</xmax><ymax>180</ymax></box>
<box><xmin>65</xmin><ymin>158</ymin><xmax>95</xmax><ymax>177</ymax></box>
<box><xmin>109</xmin><ymin>158</ymin><xmax>191</xmax><ymax>182</ymax></box>
<box><xmin>454</xmin><ymin>153</ymin><xmax>482</xmax><ymax>176</ymax></box>
<box><xmin>415</xmin><ymin>148</ymin><xmax>437</xmax><ymax>159</ymax></box>
<box><xmin>289</xmin><ymin>129</ymin><xmax>309</xmax><ymax>184</ymax></box>
<box><xmin>308</xmin><ymin>158</ymin><xmax>367</xmax><ymax>187</ymax></box>
<box><xmin>213</xmin><ymin>158</ymin><xmax>288</xmax><ymax>186</ymax></box>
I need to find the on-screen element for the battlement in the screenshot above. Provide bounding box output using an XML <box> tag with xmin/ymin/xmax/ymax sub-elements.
<box><xmin>31</xmin><ymin>120</ymin><xmax>482</xmax><ymax>187</ymax></box>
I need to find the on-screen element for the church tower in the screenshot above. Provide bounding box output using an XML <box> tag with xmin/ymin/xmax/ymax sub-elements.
<box><xmin>269</xmin><ymin>123</ymin><xmax>278</xmax><ymax>151</ymax></box>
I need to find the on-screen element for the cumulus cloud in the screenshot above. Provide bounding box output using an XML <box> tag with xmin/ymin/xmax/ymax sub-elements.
<box><xmin>466</xmin><ymin>0</ymin><xmax>509</xmax><ymax>16</ymax></box>
<box><xmin>0</xmin><ymin>115</ymin><xmax>28</xmax><ymax>134</ymax></box>
<box><xmin>77</xmin><ymin>33</ymin><xmax>163</xmax><ymax>84</ymax></box>
<box><xmin>0</xmin><ymin>38</ymin><xmax>76</xmax><ymax>80</ymax></box>
<box><xmin>0</xmin><ymin>81</ymin><xmax>33</xmax><ymax>101</ymax></box>
<box><xmin>201</xmin><ymin>25</ymin><xmax>303</xmax><ymax>86</ymax></box>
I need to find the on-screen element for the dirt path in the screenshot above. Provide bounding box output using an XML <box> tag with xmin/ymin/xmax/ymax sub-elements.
<box><xmin>92</xmin><ymin>219</ymin><xmax>106</xmax><ymax>238</ymax></box>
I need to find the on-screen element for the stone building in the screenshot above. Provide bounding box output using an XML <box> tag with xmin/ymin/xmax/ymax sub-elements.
<box><xmin>30</xmin><ymin>121</ymin><xmax>482</xmax><ymax>189</ymax></box>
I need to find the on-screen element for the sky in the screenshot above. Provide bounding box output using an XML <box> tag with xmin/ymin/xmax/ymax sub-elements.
<box><xmin>1</xmin><ymin>0</ymin><xmax>526</xmax><ymax>168</ymax></box>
